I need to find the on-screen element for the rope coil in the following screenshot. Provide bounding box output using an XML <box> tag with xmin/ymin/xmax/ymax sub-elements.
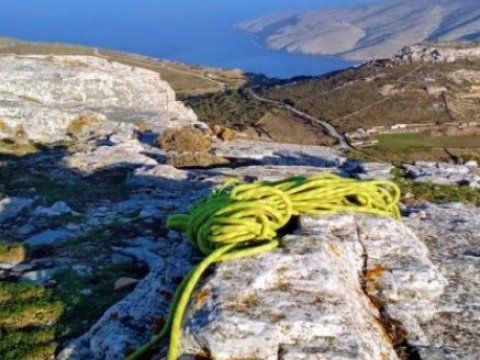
<box><xmin>126</xmin><ymin>173</ymin><xmax>401</xmax><ymax>360</ymax></box>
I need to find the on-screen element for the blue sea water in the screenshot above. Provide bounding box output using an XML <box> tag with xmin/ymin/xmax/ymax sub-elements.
<box><xmin>0</xmin><ymin>0</ymin><xmax>376</xmax><ymax>78</ymax></box>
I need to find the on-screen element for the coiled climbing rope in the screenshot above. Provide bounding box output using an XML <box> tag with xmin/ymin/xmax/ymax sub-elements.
<box><xmin>125</xmin><ymin>173</ymin><xmax>401</xmax><ymax>360</ymax></box>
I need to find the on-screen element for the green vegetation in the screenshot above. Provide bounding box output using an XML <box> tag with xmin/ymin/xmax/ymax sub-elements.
<box><xmin>0</xmin><ymin>164</ymin><xmax>131</xmax><ymax>210</ymax></box>
<box><xmin>187</xmin><ymin>89</ymin><xmax>275</xmax><ymax>129</ymax></box>
<box><xmin>377</xmin><ymin>133</ymin><xmax>480</xmax><ymax>152</ymax></box>
<box><xmin>0</xmin><ymin>242</ymin><xmax>25</xmax><ymax>263</ymax></box>
<box><xmin>348</xmin><ymin>132</ymin><xmax>480</xmax><ymax>165</ymax></box>
<box><xmin>393</xmin><ymin>168</ymin><xmax>480</xmax><ymax>206</ymax></box>
<box><xmin>0</xmin><ymin>262</ymin><xmax>147</xmax><ymax>359</ymax></box>
<box><xmin>262</xmin><ymin>59</ymin><xmax>480</xmax><ymax>132</ymax></box>
<box><xmin>0</xmin><ymin>282</ymin><xmax>63</xmax><ymax>360</ymax></box>
<box><xmin>53</xmin><ymin>263</ymin><xmax>146</xmax><ymax>339</ymax></box>
<box><xmin>62</xmin><ymin>218</ymin><xmax>148</xmax><ymax>258</ymax></box>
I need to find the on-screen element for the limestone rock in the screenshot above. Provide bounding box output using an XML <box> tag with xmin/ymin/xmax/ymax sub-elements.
<box><xmin>0</xmin><ymin>55</ymin><xmax>200</xmax><ymax>143</ymax></box>
<box><xmin>342</xmin><ymin>161</ymin><xmax>394</xmax><ymax>180</ymax></box>
<box><xmin>126</xmin><ymin>165</ymin><xmax>190</xmax><ymax>188</ymax></box>
<box><xmin>114</xmin><ymin>277</ymin><xmax>140</xmax><ymax>292</ymax></box>
<box><xmin>405</xmin><ymin>203</ymin><xmax>480</xmax><ymax>358</ymax></box>
<box><xmin>405</xmin><ymin>161</ymin><xmax>480</xmax><ymax>188</ymax></box>
<box><xmin>57</xmin><ymin>211</ymin><xmax>458</xmax><ymax>360</ymax></box>
<box><xmin>57</xmin><ymin>239</ymin><xmax>198</xmax><ymax>360</ymax></box>
<box><xmin>25</xmin><ymin>229</ymin><xmax>74</xmax><ymax>247</ymax></box>
<box><xmin>32</xmin><ymin>201</ymin><xmax>74</xmax><ymax>217</ymax></box>
<box><xmin>213</xmin><ymin>139</ymin><xmax>346</xmax><ymax>167</ymax></box>
<box><xmin>63</xmin><ymin>140</ymin><xmax>158</xmax><ymax>173</ymax></box>
<box><xmin>179</xmin><ymin>214</ymin><xmax>446</xmax><ymax>360</ymax></box>
<box><xmin>21</xmin><ymin>268</ymin><xmax>57</xmax><ymax>284</ymax></box>
<box><xmin>0</xmin><ymin>197</ymin><xmax>34</xmax><ymax>224</ymax></box>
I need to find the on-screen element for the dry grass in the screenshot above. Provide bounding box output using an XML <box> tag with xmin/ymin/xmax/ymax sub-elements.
<box><xmin>134</xmin><ymin>121</ymin><xmax>153</xmax><ymax>133</ymax></box>
<box><xmin>157</xmin><ymin>127</ymin><xmax>212</xmax><ymax>153</ymax></box>
<box><xmin>0</xmin><ymin>119</ymin><xmax>9</xmax><ymax>133</ymax></box>
<box><xmin>168</xmin><ymin>152</ymin><xmax>228</xmax><ymax>168</ymax></box>
<box><xmin>66</xmin><ymin>115</ymin><xmax>101</xmax><ymax>138</ymax></box>
<box><xmin>262</xmin><ymin>59</ymin><xmax>480</xmax><ymax>132</ymax></box>
<box><xmin>255</xmin><ymin>109</ymin><xmax>337</xmax><ymax>146</ymax></box>
<box><xmin>212</xmin><ymin>125</ymin><xmax>238</xmax><ymax>141</ymax></box>
<box><xmin>0</xmin><ymin>242</ymin><xmax>26</xmax><ymax>263</ymax></box>
<box><xmin>0</xmin><ymin>301</ymin><xmax>63</xmax><ymax>329</ymax></box>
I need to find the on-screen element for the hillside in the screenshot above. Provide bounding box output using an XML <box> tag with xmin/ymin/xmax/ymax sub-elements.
<box><xmin>237</xmin><ymin>0</ymin><xmax>480</xmax><ymax>60</ymax></box>
<box><xmin>189</xmin><ymin>42</ymin><xmax>480</xmax><ymax>163</ymax></box>
<box><xmin>0</xmin><ymin>53</ymin><xmax>479</xmax><ymax>360</ymax></box>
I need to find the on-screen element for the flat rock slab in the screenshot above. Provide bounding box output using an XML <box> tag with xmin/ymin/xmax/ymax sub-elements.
<box><xmin>180</xmin><ymin>214</ymin><xmax>446</xmax><ymax>360</ymax></box>
<box><xmin>25</xmin><ymin>229</ymin><xmax>73</xmax><ymax>247</ymax></box>
<box><xmin>405</xmin><ymin>203</ymin><xmax>480</xmax><ymax>359</ymax></box>
<box><xmin>213</xmin><ymin>139</ymin><xmax>346</xmax><ymax>167</ymax></box>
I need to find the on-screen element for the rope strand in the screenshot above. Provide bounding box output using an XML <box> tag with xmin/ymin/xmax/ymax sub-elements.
<box><xmin>125</xmin><ymin>173</ymin><xmax>401</xmax><ymax>360</ymax></box>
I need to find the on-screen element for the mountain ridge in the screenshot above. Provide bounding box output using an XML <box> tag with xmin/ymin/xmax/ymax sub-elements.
<box><xmin>237</xmin><ymin>0</ymin><xmax>480</xmax><ymax>60</ymax></box>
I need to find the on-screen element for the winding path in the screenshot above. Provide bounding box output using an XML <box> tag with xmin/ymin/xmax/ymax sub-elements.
<box><xmin>246</xmin><ymin>88</ymin><xmax>352</xmax><ymax>150</ymax></box>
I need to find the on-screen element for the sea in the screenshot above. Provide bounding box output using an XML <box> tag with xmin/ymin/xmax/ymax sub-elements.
<box><xmin>0</xmin><ymin>0</ymin><xmax>377</xmax><ymax>78</ymax></box>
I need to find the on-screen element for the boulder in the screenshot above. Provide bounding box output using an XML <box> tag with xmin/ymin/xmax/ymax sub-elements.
<box><xmin>180</xmin><ymin>214</ymin><xmax>446</xmax><ymax>359</ymax></box>
<box><xmin>0</xmin><ymin>55</ymin><xmax>200</xmax><ymax>143</ymax></box>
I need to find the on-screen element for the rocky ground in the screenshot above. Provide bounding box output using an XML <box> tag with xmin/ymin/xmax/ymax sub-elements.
<box><xmin>0</xmin><ymin>55</ymin><xmax>479</xmax><ymax>360</ymax></box>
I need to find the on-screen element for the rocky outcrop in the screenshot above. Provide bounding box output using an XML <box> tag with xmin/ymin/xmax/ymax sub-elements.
<box><xmin>397</xmin><ymin>42</ymin><xmax>480</xmax><ymax>63</ymax></box>
<box><xmin>405</xmin><ymin>161</ymin><xmax>480</xmax><ymax>188</ymax></box>
<box><xmin>0</xmin><ymin>55</ymin><xmax>199</xmax><ymax>143</ymax></box>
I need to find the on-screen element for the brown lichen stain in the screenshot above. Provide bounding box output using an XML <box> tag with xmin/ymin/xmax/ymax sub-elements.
<box><xmin>66</xmin><ymin>115</ymin><xmax>101</xmax><ymax>138</ymax></box>
<box><xmin>193</xmin><ymin>353</ymin><xmax>213</xmax><ymax>360</ymax></box>
<box><xmin>194</xmin><ymin>288</ymin><xmax>212</xmax><ymax>311</ymax></box>
<box><xmin>0</xmin><ymin>119</ymin><xmax>10</xmax><ymax>132</ymax></box>
<box><xmin>325</xmin><ymin>240</ymin><xmax>341</xmax><ymax>257</ymax></box>
<box><xmin>366</xmin><ymin>264</ymin><xmax>389</xmax><ymax>282</ymax></box>
<box><xmin>383</xmin><ymin>317</ymin><xmax>410</xmax><ymax>347</ymax></box>
<box><xmin>374</xmin><ymin>318</ymin><xmax>394</xmax><ymax>346</ymax></box>
<box><xmin>380</xmin><ymin>351</ymin><xmax>391</xmax><ymax>360</ymax></box>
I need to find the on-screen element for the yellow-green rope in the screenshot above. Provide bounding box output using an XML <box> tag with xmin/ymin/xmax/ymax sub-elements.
<box><xmin>125</xmin><ymin>173</ymin><xmax>401</xmax><ymax>360</ymax></box>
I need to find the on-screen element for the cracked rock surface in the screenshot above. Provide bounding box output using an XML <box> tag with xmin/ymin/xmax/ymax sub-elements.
<box><xmin>179</xmin><ymin>214</ymin><xmax>446</xmax><ymax>360</ymax></box>
<box><xmin>1</xmin><ymin>54</ymin><xmax>479</xmax><ymax>360</ymax></box>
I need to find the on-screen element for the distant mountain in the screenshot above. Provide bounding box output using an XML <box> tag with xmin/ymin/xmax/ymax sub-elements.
<box><xmin>237</xmin><ymin>0</ymin><xmax>480</xmax><ymax>60</ymax></box>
